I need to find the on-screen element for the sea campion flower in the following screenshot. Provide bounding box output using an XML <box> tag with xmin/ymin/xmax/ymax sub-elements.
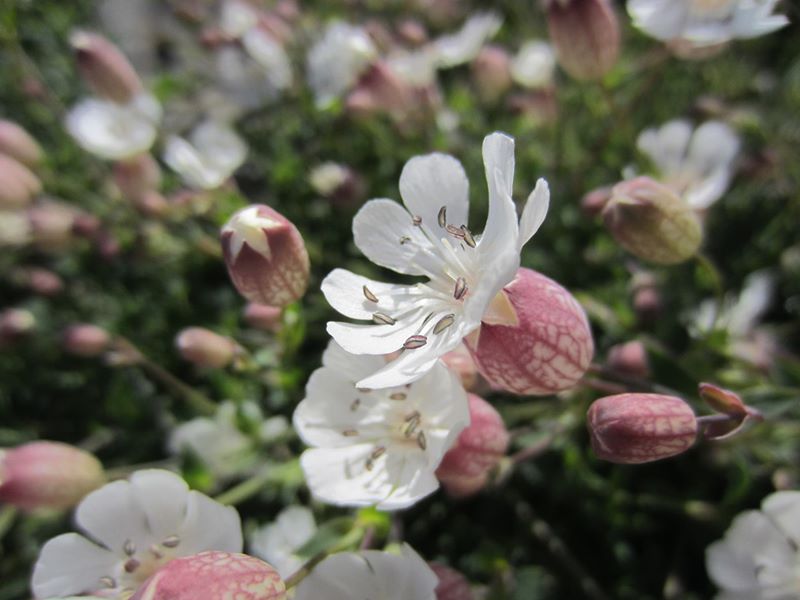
<box><xmin>0</xmin><ymin>119</ymin><xmax>43</xmax><ymax>167</ymax></box>
<box><xmin>292</xmin><ymin>341</ymin><xmax>469</xmax><ymax>510</ymax></box>
<box><xmin>510</xmin><ymin>41</ymin><xmax>556</xmax><ymax>89</ymax></box>
<box><xmin>292</xmin><ymin>544</ymin><xmax>438</xmax><ymax>600</ymax></box>
<box><xmin>249</xmin><ymin>506</ymin><xmax>317</xmax><ymax>578</ymax></box>
<box><xmin>70</xmin><ymin>31</ymin><xmax>143</xmax><ymax>104</ymax></box>
<box><xmin>706</xmin><ymin>491</ymin><xmax>800</xmax><ymax>598</ymax></box>
<box><xmin>430</xmin><ymin>12</ymin><xmax>502</xmax><ymax>68</ymax></box>
<box><xmin>628</xmin><ymin>0</ymin><xmax>789</xmax><ymax>54</ymax></box>
<box><xmin>322</xmin><ymin>132</ymin><xmax>550</xmax><ymax>389</ymax></box>
<box><xmin>636</xmin><ymin>119</ymin><xmax>740</xmax><ymax>210</ymax></box>
<box><xmin>31</xmin><ymin>469</ymin><xmax>242</xmax><ymax>598</ymax></box>
<box><xmin>164</xmin><ymin>120</ymin><xmax>247</xmax><ymax>190</ymax></box>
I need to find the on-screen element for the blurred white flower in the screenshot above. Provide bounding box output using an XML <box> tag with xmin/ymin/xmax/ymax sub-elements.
<box><xmin>292</xmin><ymin>341</ymin><xmax>469</xmax><ymax>510</ymax></box>
<box><xmin>706</xmin><ymin>491</ymin><xmax>800</xmax><ymax>599</ymax></box>
<box><xmin>249</xmin><ymin>506</ymin><xmax>316</xmax><ymax>578</ymax></box>
<box><xmin>242</xmin><ymin>27</ymin><xmax>293</xmax><ymax>93</ymax></box>
<box><xmin>31</xmin><ymin>469</ymin><xmax>242</xmax><ymax>599</ymax></box>
<box><xmin>321</xmin><ymin>132</ymin><xmax>550</xmax><ymax>388</ymax></box>
<box><xmin>66</xmin><ymin>94</ymin><xmax>161</xmax><ymax>161</ymax></box>
<box><xmin>309</xmin><ymin>162</ymin><xmax>350</xmax><ymax>196</ymax></box>
<box><xmin>0</xmin><ymin>210</ymin><xmax>31</xmax><ymax>247</ymax></box>
<box><xmin>637</xmin><ymin>119</ymin><xmax>740</xmax><ymax>210</ymax></box>
<box><xmin>510</xmin><ymin>41</ymin><xmax>556</xmax><ymax>89</ymax></box>
<box><xmin>431</xmin><ymin>12</ymin><xmax>502</xmax><ymax>68</ymax></box>
<box><xmin>386</xmin><ymin>47</ymin><xmax>439</xmax><ymax>87</ymax></box>
<box><xmin>163</xmin><ymin>119</ymin><xmax>247</xmax><ymax>189</ymax></box>
<box><xmin>307</xmin><ymin>22</ymin><xmax>377</xmax><ymax>108</ymax></box>
<box><xmin>220</xmin><ymin>0</ymin><xmax>259</xmax><ymax>38</ymax></box>
<box><xmin>628</xmin><ymin>0</ymin><xmax>789</xmax><ymax>50</ymax></box>
<box><xmin>293</xmin><ymin>543</ymin><xmax>438</xmax><ymax>600</ymax></box>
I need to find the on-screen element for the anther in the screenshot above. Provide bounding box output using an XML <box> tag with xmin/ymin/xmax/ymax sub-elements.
<box><xmin>389</xmin><ymin>392</ymin><xmax>407</xmax><ymax>401</ymax></box>
<box><xmin>437</xmin><ymin>206</ymin><xmax>447</xmax><ymax>228</ymax></box>
<box><xmin>373</xmin><ymin>312</ymin><xmax>396</xmax><ymax>325</ymax></box>
<box><xmin>150</xmin><ymin>545</ymin><xmax>164</xmax><ymax>559</ymax></box>
<box><xmin>371</xmin><ymin>446</ymin><xmax>386</xmax><ymax>460</ymax></box>
<box><xmin>433</xmin><ymin>314</ymin><xmax>455</xmax><ymax>334</ymax></box>
<box><xmin>350</xmin><ymin>398</ymin><xmax>361</xmax><ymax>411</ymax></box>
<box><xmin>342</xmin><ymin>429</ymin><xmax>359</xmax><ymax>437</ymax></box>
<box><xmin>123</xmin><ymin>539</ymin><xmax>136</xmax><ymax>556</ymax></box>
<box><xmin>99</xmin><ymin>576</ymin><xmax>116</xmax><ymax>589</ymax></box>
<box><xmin>399</xmin><ymin>235</ymin><xmax>412</xmax><ymax>245</ymax></box>
<box><xmin>454</xmin><ymin>277</ymin><xmax>467</xmax><ymax>300</ymax></box>
<box><xmin>412</xmin><ymin>215</ymin><xmax>422</xmax><ymax>226</ymax></box>
<box><xmin>356</xmin><ymin>386</ymin><xmax>372</xmax><ymax>393</ymax></box>
<box><xmin>417</xmin><ymin>431</ymin><xmax>427</xmax><ymax>450</ymax></box>
<box><xmin>403</xmin><ymin>335</ymin><xmax>427</xmax><ymax>349</ymax></box>
<box><xmin>461</xmin><ymin>225</ymin><xmax>476</xmax><ymax>247</ymax></box>
<box><xmin>362</xmin><ymin>285</ymin><xmax>378</xmax><ymax>303</ymax></box>
<box><xmin>162</xmin><ymin>535</ymin><xmax>180</xmax><ymax>548</ymax></box>
<box><xmin>421</xmin><ymin>312</ymin><xmax>434</xmax><ymax>327</ymax></box>
<box><xmin>404</xmin><ymin>410</ymin><xmax>421</xmax><ymax>422</ymax></box>
<box><xmin>124</xmin><ymin>558</ymin><xmax>140</xmax><ymax>573</ymax></box>
<box><xmin>446</xmin><ymin>224</ymin><xmax>465</xmax><ymax>238</ymax></box>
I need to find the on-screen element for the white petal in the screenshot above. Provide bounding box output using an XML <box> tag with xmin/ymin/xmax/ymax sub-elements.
<box><xmin>320</xmin><ymin>339</ymin><xmax>387</xmax><ymax>382</ymax></box>
<box><xmin>242</xmin><ymin>28</ymin><xmax>292</xmax><ymax>92</ymax></box>
<box><xmin>762</xmin><ymin>491</ymin><xmax>800</xmax><ymax>548</ymax></box>
<box><xmin>432</xmin><ymin>12</ymin><xmax>502</xmax><ymax>68</ymax></box>
<box><xmin>165</xmin><ymin>120</ymin><xmax>247</xmax><ymax>190</ymax></box>
<box><xmin>292</xmin><ymin>552</ymin><xmax>382</xmax><ymax>600</ymax></box>
<box><xmin>163</xmin><ymin>136</ymin><xmax>216</xmax><ymax>189</ymax></box>
<box><xmin>31</xmin><ymin>533</ymin><xmax>119</xmax><ymax>599</ymax></box>
<box><xmin>684</xmin><ymin>168</ymin><xmax>732</xmax><ymax>210</ymax></box>
<box><xmin>220</xmin><ymin>0</ymin><xmax>258</xmax><ymax>37</ymax></box>
<box><xmin>75</xmin><ymin>480</ymin><xmax>149</xmax><ymax>554</ymax></box>
<box><xmin>637</xmin><ymin>120</ymin><xmax>692</xmax><ymax>175</ymax></box>
<box><xmin>66</xmin><ymin>97</ymin><xmax>158</xmax><ymax>161</ymax></box>
<box><xmin>177</xmin><ymin>490</ymin><xmax>243</xmax><ymax>553</ymax></box>
<box><xmin>627</xmin><ymin>0</ymin><xmax>688</xmax><ymax>41</ymax></box>
<box><xmin>482</xmin><ymin>132</ymin><xmax>515</xmax><ymax>202</ymax></box>
<box><xmin>510</xmin><ymin>41</ymin><xmax>555</xmax><ymax>89</ymax></box>
<box><xmin>687</xmin><ymin>121</ymin><xmax>740</xmax><ymax>173</ymax></box>
<box><xmin>705</xmin><ymin>539</ymin><xmax>761</xmax><ymax>593</ymax></box>
<box><xmin>321</xmin><ymin>268</ymin><xmax>421</xmax><ymax>321</ymax></box>
<box><xmin>518</xmin><ymin>178</ymin><xmax>550</xmax><ymax>250</ymax></box>
<box><xmin>129</xmin><ymin>469</ymin><xmax>189</xmax><ymax>541</ymax></box>
<box><xmin>327</xmin><ymin>314</ymin><xmax>428</xmax><ymax>356</ymax></box>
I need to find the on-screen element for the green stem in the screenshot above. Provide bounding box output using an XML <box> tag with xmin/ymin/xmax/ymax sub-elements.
<box><xmin>696</xmin><ymin>253</ymin><xmax>725</xmax><ymax>337</ymax></box>
<box><xmin>284</xmin><ymin>525</ymin><xmax>367</xmax><ymax>589</ymax></box>
<box><xmin>214</xmin><ymin>460</ymin><xmax>301</xmax><ymax>506</ymax></box>
<box><xmin>0</xmin><ymin>506</ymin><xmax>17</xmax><ymax>542</ymax></box>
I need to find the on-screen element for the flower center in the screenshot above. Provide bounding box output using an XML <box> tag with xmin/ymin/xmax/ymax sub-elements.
<box><xmin>98</xmin><ymin>535</ymin><xmax>183</xmax><ymax>596</ymax></box>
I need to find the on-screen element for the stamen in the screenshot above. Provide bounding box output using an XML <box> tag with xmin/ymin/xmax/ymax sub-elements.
<box><xmin>99</xmin><ymin>577</ymin><xmax>116</xmax><ymax>589</ymax></box>
<box><xmin>123</xmin><ymin>539</ymin><xmax>136</xmax><ymax>556</ymax></box>
<box><xmin>162</xmin><ymin>535</ymin><xmax>180</xmax><ymax>548</ymax></box>
<box><xmin>350</xmin><ymin>398</ymin><xmax>361</xmax><ymax>411</ymax></box>
<box><xmin>362</xmin><ymin>285</ymin><xmax>378</xmax><ymax>303</ymax></box>
<box><xmin>124</xmin><ymin>558</ymin><xmax>140</xmax><ymax>573</ymax></box>
<box><xmin>371</xmin><ymin>446</ymin><xmax>386</xmax><ymax>460</ymax></box>
<box><xmin>437</xmin><ymin>206</ymin><xmax>447</xmax><ymax>228</ymax></box>
<box><xmin>403</xmin><ymin>335</ymin><xmax>427</xmax><ymax>349</ymax></box>
<box><xmin>399</xmin><ymin>235</ymin><xmax>412</xmax><ymax>245</ymax></box>
<box><xmin>404</xmin><ymin>410</ymin><xmax>421</xmax><ymax>422</ymax></box>
<box><xmin>433</xmin><ymin>313</ymin><xmax>455</xmax><ymax>334</ymax></box>
<box><xmin>461</xmin><ymin>225</ymin><xmax>476</xmax><ymax>248</ymax></box>
<box><xmin>446</xmin><ymin>224</ymin><xmax>465</xmax><ymax>238</ymax></box>
<box><xmin>412</xmin><ymin>215</ymin><xmax>422</xmax><ymax>226</ymax></box>
<box><xmin>454</xmin><ymin>277</ymin><xmax>468</xmax><ymax>300</ymax></box>
<box><xmin>404</xmin><ymin>411</ymin><xmax>421</xmax><ymax>437</ymax></box>
<box><xmin>417</xmin><ymin>431</ymin><xmax>427</xmax><ymax>450</ymax></box>
<box><xmin>373</xmin><ymin>312</ymin><xmax>396</xmax><ymax>325</ymax></box>
<box><xmin>420</xmin><ymin>312</ymin><xmax>435</xmax><ymax>328</ymax></box>
<box><xmin>342</xmin><ymin>429</ymin><xmax>359</xmax><ymax>437</ymax></box>
<box><xmin>389</xmin><ymin>392</ymin><xmax>407</xmax><ymax>401</ymax></box>
<box><xmin>356</xmin><ymin>386</ymin><xmax>372</xmax><ymax>393</ymax></box>
<box><xmin>150</xmin><ymin>545</ymin><xmax>164</xmax><ymax>559</ymax></box>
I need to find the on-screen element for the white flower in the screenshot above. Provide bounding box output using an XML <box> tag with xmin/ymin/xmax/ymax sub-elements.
<box><xmin>637</xmin><ymin>119</ymin><xmax>740</xmax><ymax>210</ymax></box>
<box><xmin>431</xmin><ymin>12</ymin><xmax>502</xmax><ymax>68</ymax></box>
<box><xmin>249</xmin><ymin>506</ymin><xmax>316</xmax><ymax>578</ymax></box>
<box><xmin>510</xmin><ymin>41</ymin><xmax>556</xmax><ymax>89</ymax></box>
<box><xmin>386</xmin><ymin>48</ymin><xmax>439</xmax><ymax>87</ymax></box>
<box><xmin>66</xmin><ymin>94</ymin><xmax>161</xmax><ymax>161</ymax></box>
<box><xmin>628</xmin><ymin>0</ymin><xmax>789</xmax><ymax>49</ymax></box>
<box><xmin>706</xmin><ymin>490</ymin><xmax>800</xmax><ymax>599</ymax></box>
<box><xmin>293</xmin><ymin>543</ymin><xmax>438</xmax><ymax>600</ymax></box>
<box><xmin>220</xmin><ymin>0</ymin><xmax>259</xmax><ymax>38</ymax></box>
<box><xmin>31</xmin><ymin>469</ymin><xmax>242</xmax><ymax>599</ymax></box>
<box><xmin>321</xmin><ymin>132</ymin><xmax>550</xmax><ymax>388</ymax></box>
<box><xmin>307</xmin><ymin>22</ymin><xmax>377</xmax><ymax>109</ymax></box>
<box><xmin>163</xmin><ymin>119</ymin><xmax>247</xmax><ymax>189</ymax></box>
<box><xmin>309</xmin><ymin>162</ymin><xmax>350</xmax><ymax>196</ymax></box>
<box><xmin>292</xmin><ymin>341</ymin><xmax>470</xmax><ymax>510</ymax></box>
<box><xmin>242</xmin><ymin>27</ymin><xmax>293</xmax><ymax>94</ymax></box>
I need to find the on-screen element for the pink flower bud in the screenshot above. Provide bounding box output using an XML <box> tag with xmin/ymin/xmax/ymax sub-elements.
<box><xmin>471</xmin><ymin>45</ymin><xmax>512</xmax><ymax>103</ymax></box>
<box><xmin>130</xmin><ymin>551</ymin><xmax>286</xmax><ymax>600</ymax></box>
<box><xmin>0</xmin><ymin>154</ymin><xmax>41</xmax><ymax>209</ymax></box>
<box><xmin>606</xmin><ymin>341</ymin><xmax>649</xmax><ymax>379</ymax></box>
<box><xmin>113</xmin><ymin>153</ymin><xmax>161</xmax><ymax>202</ymax></box>
<box><xmin>581</xmin><ymin>185</ymin><xmax>613</xmax><ymax>217</ymax></box>
<box><xmin>175</xmin><ymin>327</ymin><xmax>239</xmax><ymax>369</ymax></box>
<box><xmin>221</xmin><ymin>205</ymin><xmax>310</xmax><ymax>307</ymax></box>
<box><xmin>346</xmin><ymin>61</ymin><xmax>416</xmax><ymax>122</ymax></box>
<box><xmin>62</xmin><ymin>324</ymin><xmax>111</xmax><ymax>357</ymax></box>
<box><xmin>441</xmin><ymin>345</ymin><xmax>481</xmax><ymax>392</ymax></box>
<box><xmin>0</xmin><ymin>441</ymin><xmax>105</xmax><ymax>511</ymax></box>
<box><xmin>308</xmin><ymin>162</ymin><xmax>365</xmax><ymax>208</ymax></box>
<box><xmin>70</xmin><ymin>30</ymin><xmax>143</xmax><ymax>104</ymax></box>
<box><xmin>14</xmin><ymin>267</ymin><xmax>64</xmax><ymax>297</ymax></box>
<box><xmin>436</xmin><ymin>394</ymin><xmax>509</xmax><ymax>498</ymax></box>
<box><xmin>0</xmin><ymin>308</ymin><xmax>36</xmax><ymax>346</ymax></box>
<box><xmin>633</xmin><ymin>285</ymin><xmax>662</xmax><ymax>322</ymax></box>
<box><xmin>465</xmin><ymin>268</ymin><xmax>594</xmax><ymax>395</ymax></box>
<box><xmin>0</xmin><ymin>119</ymin><xmax>43</xmax><ymax>168</ymax></box>
<box><xmin>430</xmin><ymin>563</ymin><xmax>474</xmax><ymax>600</ymax></box>
<box><xmin>397</xmin><ymin>19</ymin><xmax>429</xmax><ymax>46</ymax></box>
<box><xmin>697</xmin><ymin>383</ymin><xmax>762</xmax><ymax>440</ymax></box>
<box><xmin>134</xmin><ymin>191</ymin><xmax>170</xmax><ymax>218</ymax></box>
<box><xmin>243</xmin><ymin>303</ymin><xmax>283</xmax><ymax>332</ymax></box>
<box><xmin>27</xmin><ymin>200</ymin><xmax>78</xmax><ymax>251</ymax></box>
<box><xmin>587</xmin><ymin>393</ymin><xmax>698</xmax><ymax>464</ymax></box>
<box><xmin>546</xmin><ymin>0</ymin><xmax>620</xmax><ymax>81</ymax></box>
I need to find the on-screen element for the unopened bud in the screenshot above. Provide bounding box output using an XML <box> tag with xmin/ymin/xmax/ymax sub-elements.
<box><xmin>346</xmin><ymin>61</ymin><xmax>416</xmax><ymax>121</ymax></box>
<box><xmin>130</xmin><ymin>551</ymin><xmax>286</xmax><ymax>600</ymax></box>
<box><xmin>221</xmin><ymin>205</ymin><xmax>310</xmax><ymax>307</ymax></box>
<box><xmin>70</xmin><ymin>30</ymin><xmax>142</xmax><ymax>104</ymax></box>
<box><xmin>0</xmin><ymin>154</ymin><xmax>41</xmax><ymax>209</ymax></box>
<box><xmin>13</xmin><ymin>267</ymin><xmax>64</xmax><ymax>296</ymax></box>
<box><xmin>113</xmin><ymin>153</ymin><xmax>161</xmax><ymax>202</ymax></box>
<box><xmin>546</xmin><ymin>0</ymin><xmax>620</xmax><ymax>81</ymax></box>
<box><xmin>0</xmin><ymin>308</ymin><xmax>36</xmax><ymax>346</ymax></box>
<box><xmin>0</xmin><ymin>119</ymin><xmax>43</xmax><ymax>167</ymax></box>
<box><xmin>441</xmin><ymin>345</ymin><xmax>480</xmax><ymax>392</ymax></box>
<box><xmin>0</xmin><ymin>441</ymin><xmax>105</xmax><ymax>511</ymax></box>
<box><xmin>633</xmin><ymin>285</ymin><xmax>662</xmax><ymax>322</ymax></box>
<box><xmin>62</xmin><ymin>324</ymin><xmax>111</xmax><ymax>357</ymax></box>
<box><xmin>176</xmin><ymin>327</ymin><xmax>239</xmax><ymax>369</ymax></box>
<box><xmin>606</xmin><ymin>341</ymin><xmax>649</xmax><ymax>379</ymax></box>
<box><xmin>471</xmin><ymin>45</ymin><xmax>512</xmax><ymax>103</ymax></box>
<box><xmin>27</xmin><ymin>200</ymin><xmax>77</xmax><ymax>250</ymax></box>
<box><xmin>436</xmin><ymin>394</ymin><xmax>509</xmax><ymax>498</ymax></box>
<box><xmin>581</xmin><ymin>185</ymin><xmax>613</xmax><ymax>217</ymax></box>
<box><xmin>466</xmin><ymin>268</ymin><xmax>594</xmax><ymax>395</ymax></box>
<box><xmin>243</xmin><ymin>303</ymin><xmax>283</xmax><ymax>332</ymax></box>
<box><xmin>697</xmin><ymin>383</ymin><xmax>762</xmax><ymax>440</ymax></box>
<box><xmin>430</xmin><ymin>563</ymin><xmax>474</xmax><ymax>600</ymax></box>
<box><xmin>309</xmin><ymin>162</ymin><xmax>365</xmax><ymax>208</ymax></box>
<box><xmin>603</xmin><ymin>177</ymin><xmax>702</xmax><ymax>265</ymax></box>
<box><xmin>587</xmin><ymin>393</ymin><xmax>698</xmax><ymax>464</ymax></box>
<box><xmin>133</xmin><ymin>190</ymin><xmax>170</xmax><ymax>218</ymax></box>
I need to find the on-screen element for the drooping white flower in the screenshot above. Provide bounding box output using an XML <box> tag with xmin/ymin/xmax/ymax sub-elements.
<box><xmin>628</xmin><ymin>0</ymin><xmax>789</xmax><ymax>50</ymax></box>
<box><xmin>163</xmin><ymin>120</ymin><xmax>247</xmax><ymax>190</ymax></box>
<box><xmin>31</xmin><ymin>469</ymin><xmax>242</xmax><ymax>599</ymax></box>
<box><xmin>292</xmin><ymin>341</ymin><xmax>470</xmax><ymax>510</ymax></box>
<box><xmin>706</xmin><ymin>490</ymin><xmax>800</xmax><ymax>599</ymax></box>
<box><xmin>249</xmin><ymin>506</ymin><xmax>316</xmax><ymax>578</ymax></box>
<box><xmin>293</xmin><ymin>543</ymin><xmax>438</xmax><ymax>600</ymax></box>
<box><xmin>66</xmin><ymin>94</ymin><xmax>161</xmax><ymax>161</ymax></box>
<box><xmin>636</xmin><ymin>119</ymin><xmax>740</xmax><ymax>210</ymax></box>
<box><xmin>321</xmin><ymin>132</ymin><xmax>550</xmax><ymax>388</ymax></box>
<box><xmin>510</xmin><ymin>41</ymin><xmax>556</xmax><ymax>89</ymax></box>
<box><xmin>307</xmin><ymin>22</ymin><xmax>377</xmax><ymax>109</ymax></box>
<box><xmin>431</xmin><ymin>12</ymin><xmax>502</xmax><ymax>68</ymax></box>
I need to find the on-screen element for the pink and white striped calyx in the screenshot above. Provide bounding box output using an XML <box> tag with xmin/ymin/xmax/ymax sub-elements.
<box><xmin>322</xmin><ymin>132</ymin><xmax>550</xmax><ymax>389</ymax></box>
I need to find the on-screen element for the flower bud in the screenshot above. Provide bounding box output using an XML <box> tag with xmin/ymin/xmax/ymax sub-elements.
<box><xmin>130</xmin><ymin>551</ymin><xmax>286</xmax><ymax>600</ymax></box>
<box><xmin>221</xmin><ymin>205</ymin><xmax>310</xmax><ymax>307</ymax></box>
<box><xmin>436</xmin><ymin>394</ymin><xmax>509</xmax><ymax>498</ymax></box>
<box><xmin>0</xmin><ymin>119</ymin><xmax>43</xmax><ymax>167</ymax></box>
<box><xmin>466</xmin><ymin>268</ymin><xmax>594</xmax><ymax>395</ymax></box>
<box><xmin>175</xmin><ymin>327</ymin><xmax>239</xmax><ymax>369</ymax></box>
<box><xmin>430</xmin><ymin>563</ymin><xmax>474</xmax><ymax>600</ymax></box>
<box><xmin>581</xmin><ymin>185</ymin><xmax>613</xmax><ymax>218</ymax></box>
<box><xmin>62</xmin><ymin>324</ymin><xmax>111</xmax><ymax>357</ymax></box>
<box><xmin>27</xmin><ymin>200</ymin><xmax>77</xmax><ymax>250</ymax></box>
<box><xmin>243</xmin><ymin>303</ymin><xmax>283</xmax><ymax>332</ymax></box>
<box><xmin>308</xmin><ymin>162</ymin><xmax>365</xmax><ymax>208</ymax></box>
<box><xmin>606</xmin><ymin>341</ymin><xmax>649</xmax><ymax>379</ymax></box>
<box><xmin>546</xmin><ymin>0</ymin><xmax>620</xmax><ymax>81</ymax></box>
<box><xmin>587</xmin><ymin>393</ymin><xmax>698</xmax><ymax>464</ymax></box>
<box><xmin>70</xmin><ymin>30</ymin><xmax>143</xmax><ymax>104</ymax></box>
<box><xmin>471</xmin><ymin>45</ymin><xmax>512</xmax><ymax>103</ymax></box>
<box><xmin>633</xmin><ymin>285</ymin><xmax>662</xmax><ymax>322</ymax></box>
<box><xmin>113</xmin><ymin>153</ymin><xmax>161</xmax><ymax>202</ymax></box>
<box><xmin>12</xmin><ymin>267</ymin><xmax>64</xmax><ymax>296</ymax></box>
<box><xmin>0</xmin><ymin>441</ymin><xmax>105</xmax><ymax>511</ymax></box>
<box><xmin>441</xmin><ymin>345</ymin><xmax>480</xmax><ymax>392</ymax></box>
<box><xmin>697</xmin><ymin>382</ymin><xmax>762</xmax><ymax>440</ymax></box>
<box><xmin>0</xmin><ymin>308</ymin><xmax>36</xmax><ymax>346</ymax></box>
<box><xmin>603</xmin><ymin>177</ymin><xmax>702</xmax><ymax>265</ymax></box>
<box><xmin>346</xmin><ymin>61</ymin><xmax>416</xmax><ymax>122</ymax></box>
<box><xmin>0</xmin><ymin>154</ymin><xmax>41</xmax><ymax>209</ymax></box>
